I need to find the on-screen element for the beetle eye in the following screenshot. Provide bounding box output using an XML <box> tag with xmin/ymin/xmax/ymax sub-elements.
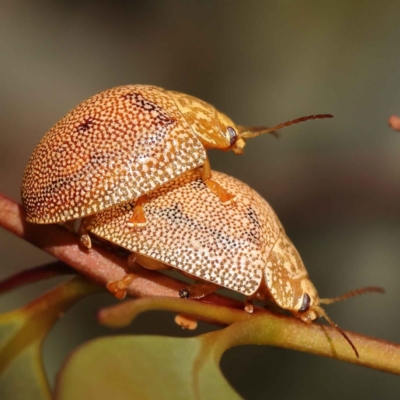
<box><xmin>227</xmin><ymin>126</ymin><xmax>238</xmax><ymax>147</ymax></box>
<box><xmin>298</xmin><ymin>293</ymin><xmax>310</xmax><ymax>313</ymax></box>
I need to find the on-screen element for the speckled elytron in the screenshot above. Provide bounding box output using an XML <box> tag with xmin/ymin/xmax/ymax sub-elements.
<box><xmin>86</xmin><ymin>170</ymin><xmax>383</xmax><ymax>357</ymax></box>
<box><xmin>85</xmin><ymin>170</ymin><xmax>320</xmax><ymax>322</ymax></box>
<box><xmin>21</xmin><ymin>84</ymin><xmax>332</xmax><ymax>226</ymax></box>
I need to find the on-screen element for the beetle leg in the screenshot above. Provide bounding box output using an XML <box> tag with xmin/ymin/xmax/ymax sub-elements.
<box><xmin>135</xmin><ymin>253</ymin><xmax>170</xmax><ymax>270</ymax></box>
<box><xmin>107</xmin><ymin>252</ymin><xmax>169</xmax><ymax>299</ymax></box>
<box><xmin>106</xmin><ymin>274</ymin><xmax>136</xmax><ymax>300</ymax></box>
<box><xmin>78</xmin><ymin>218</ymin><xmax>92</xmax><ymax>249</ymax></box>
<box><xmin>202</xmin><ymin>156</ymin><xmax>236</xmax><ymax>205</ymax></box>
<box><xmin>179</xmin><ymin>282</ymin><xmax>219</xmax><ymax>299</ymax></box>
<box><xmin>174</xmin><ymin>314</ymin><xmax>198</xmax><ymax>330</ymax></box>
<box><xmin>127</xmin><ymin>195</ymin><xmax>148</xmax><ymax>228</ymax></box>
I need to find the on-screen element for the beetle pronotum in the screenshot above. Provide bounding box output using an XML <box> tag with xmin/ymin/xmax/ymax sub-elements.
<box><xmin>85</xmin><ymin>169</ymin><xmax>383</xmax><ymax>358</ymax></box>
<box><xmin>21</xmin><ymin>85</ymin><xmax>332</xmax><ymax>248</ymax></box>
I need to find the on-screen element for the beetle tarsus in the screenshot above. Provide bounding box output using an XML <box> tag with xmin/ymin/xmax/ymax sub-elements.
<box><xmin>127</xmin><ymin>195</ymin><xmax>148</xmax><ymax>229</ymax></box>
<box><xmin>78</xmin><ymin>219</ymin><xmax>92</xmax><ymax>249</ymax></box>
<box><xmin>106</xmin><ymin>274</ymin><xmax>136</xmax><ymax>300</ymax></box>
<box><xmin>205</xmin><ymin>179</ymin><xmax>236</xmax><ymax>205</ymax></box>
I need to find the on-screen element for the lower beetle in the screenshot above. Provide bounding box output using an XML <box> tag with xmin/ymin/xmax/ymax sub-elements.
<box><xmin>85</xmin><ymin>170</ymin><xmax>382</xmax><ymax>357</ymax></box>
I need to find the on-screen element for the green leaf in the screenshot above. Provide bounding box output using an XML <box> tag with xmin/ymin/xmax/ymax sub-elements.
<box><xmin>0</xmin><ymin>276</ymin><xmax>100</xmax><ymax>400</ymax></box>
<box><xmin>57</xmin><ymin>294</ymin><xmax>400</xmax><ymax>400</ymax></box>
<box><xmin>56</xmin><ymin>334</ymin><xmax>241</xmax><ymax>400</ymax></box>
<box><xmin>0</xmin><ymin>309</ymin><xmax>50</xmax><ymax>400</ymax></box>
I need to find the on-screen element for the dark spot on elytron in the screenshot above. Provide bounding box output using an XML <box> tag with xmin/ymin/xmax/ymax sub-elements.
<box><xmin>298</xmin><ymin>293</ymin><xmax>310</xmax><ymax>313</ymax></box>
<box><xmin>247</xmin><ymin>207</ymin><xmax>261</xmax><ymax>228</ymax></box>
<box><xmin>191</xmin><ymin>180</ymin><xmax>206</xmax><ymax>190</ymax></box>
<box><xmin>47</xmin><ymin>167</ymin><xmax>88</xmax><ymax>195</ymax></box>
<box><xmin>78</xmin><ymin>118</ymin><xmax>93</xmax><ymax>133</ymax></box>
<box><xmin>243</xmin><ymin>206</ymin><xmax>261</xmax><ymax>245</ymax></box>
<box><xmin>122</xmin><ymin>92</ymin><xmax>175</xmax><ymax>126</ymax></box>
<box><xmin>179</xmin><ymin>288</ymin><xmax>190</xmax><ymax>298</ymax></box>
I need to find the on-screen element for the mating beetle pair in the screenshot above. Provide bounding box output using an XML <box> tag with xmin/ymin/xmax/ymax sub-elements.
<box><xmin>21</xmin><ymin>85</ymin><xmax>379</xmax><ymax>357</ymax></box>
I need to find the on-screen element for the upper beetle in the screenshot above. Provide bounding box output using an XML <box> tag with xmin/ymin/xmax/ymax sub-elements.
<box><xmin>21</xmin><ymin>85</ymin><xmax>332</xmax><ymax>246</ymax></box>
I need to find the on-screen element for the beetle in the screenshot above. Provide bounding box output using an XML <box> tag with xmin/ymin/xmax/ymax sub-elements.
<box><xmin>21</xmin><ymin>84</ymin><xmax>332</xmax><ymax>247</ymax></box>
<box><xmin>85</xmin><ymin>169</ymin><xmax>383</xmax><ymax>358</ymax></box>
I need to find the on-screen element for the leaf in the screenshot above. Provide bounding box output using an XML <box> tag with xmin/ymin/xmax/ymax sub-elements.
<box><xmin>56</xmin><ymin>334</ymin><xmax>241</xmax><ymax>400</ymax></box>
<box><xmin>0</xmin><ymin>310</ymin><xmax>50</xmax><ymax>400</ymax></box>
<box><xmin>0</xmin><ymin>276</ymin><xmax>100</xmax><ymax>400</ymax></box>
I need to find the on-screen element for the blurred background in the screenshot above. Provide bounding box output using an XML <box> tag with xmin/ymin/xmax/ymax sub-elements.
<box><xmin>1</xmin><ymin>1</ymin><xmax>400</xmax><ymax>398</ymax></box>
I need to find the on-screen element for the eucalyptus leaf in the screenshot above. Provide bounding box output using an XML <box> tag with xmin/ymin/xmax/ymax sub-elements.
<box><xmin>56</xmin><ymin>334</ymin><xmax>241</xmax><ymax>400</ymax></box>
<box><xmin>0</xmin><ymin>310</ymin><xmax>50</xmax><ymax>400</ymax></box>
<box><xmin>0</xmin><ymin>276</ymin><xmax>100</xmax><ymax>400</ymax></box>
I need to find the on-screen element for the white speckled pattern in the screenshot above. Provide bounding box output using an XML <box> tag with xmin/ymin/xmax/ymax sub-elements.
<box><xmin>22</xmin><ymin>85</ymin><xmax>207</xmax><ymax>223</ymax></box>
<box><xmin>87</xmin><ymin>170</ymin><xmax>282</xmax><ymax>296</ymax></box>
<box><xmin>264</xmin><ymin>231</ymin><xmax>312</xmax><ymax>309</ymax></box>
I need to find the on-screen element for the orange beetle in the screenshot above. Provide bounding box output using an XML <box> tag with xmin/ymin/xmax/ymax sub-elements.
<box><xmin>21</xmin><ymin>85</ymin><xmax>332</xmax><ymax>247</ymax></box>
<box><xmin>85</xmin><ymin>170</ymin><xmax>383</xmax><ymax>358</ymax></box>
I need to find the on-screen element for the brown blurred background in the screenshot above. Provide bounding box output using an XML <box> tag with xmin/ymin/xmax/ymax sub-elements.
<box><xmin>2</xmin><ymin>1</ymin><xmax>400</xmax><ymax>398</ymax></box>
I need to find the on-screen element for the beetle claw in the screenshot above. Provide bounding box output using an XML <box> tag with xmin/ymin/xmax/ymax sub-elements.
<box><xmin>220</xmin><ymin>195</ymin><xmax>236</xmax><ymax>206</ymax></box>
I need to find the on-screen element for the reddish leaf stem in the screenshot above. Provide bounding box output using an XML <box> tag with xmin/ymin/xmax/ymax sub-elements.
<box><xmin>0</xmin><ymin>261</ymin><xmax>73</xmax><ymax>295</ymax></box>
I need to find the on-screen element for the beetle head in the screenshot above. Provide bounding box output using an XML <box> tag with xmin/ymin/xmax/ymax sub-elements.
<box><xmin>263</xmin><ymin>233</ymin><xmax>360</xmax><ymax>357</ymax></box>
<box><xmin>263</xmin><ymin>231</ymin><xmax>320</xmax><ymax>321</ymax></box>
<box><xmin>290</xmin><ymin>281</ymin><xmax>320</xmax><ymax>323</ymax></box>
<box><xmin>170</xmin><ymin>91</ymin><xmax>240</xmax><ymax>150</ymax></box>
<box><xmin>263</xmin><ymin>231</ymin><xmax>384</xmax><ymax>358</ymax></box>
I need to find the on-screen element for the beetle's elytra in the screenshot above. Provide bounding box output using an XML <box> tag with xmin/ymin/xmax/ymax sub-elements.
<box><xmin>21</xmin><ymin>84</ymin><xmax>332</xmax><ymax>240</ymax></box>
<box><xmin>86</xmin><ymin>170</ymin><xmax>311</xmax><ymax>313</ymax></box>
<box><xmin>85</xmin><ymin>170</ymin><xmax>383</xmax><ymax>357</ymax></box>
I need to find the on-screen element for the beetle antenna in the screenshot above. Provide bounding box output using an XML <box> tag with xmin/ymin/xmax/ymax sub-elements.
<box><xmin>319</xmin><ymin>286</ymin><xmax>384</xmax><ymax>305</ymax></box>
<box><xmin>240</xmin><ymin>114</ymin><xmax>333</xmax><ymax>139</ymax></box>
<box><xmin>238</xmin><ymin>125</ymin><xmax>281</xmax><ymax>139</ymax></box>
<box><xmin>316</xmin><ymin>306</ymin><xmax>359</xmax><ymax>358</ymax></box>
